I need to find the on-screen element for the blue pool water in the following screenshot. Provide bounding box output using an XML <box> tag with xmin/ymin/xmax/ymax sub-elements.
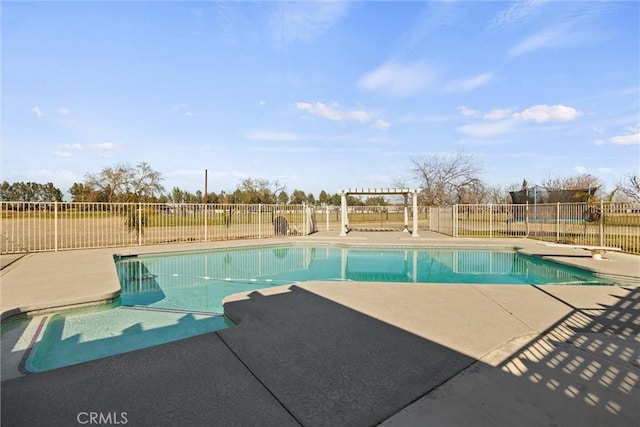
<box><xmin>116</xmin><ymin>245</ymin><xmax>612</xmax><ymax>312</ymax></box>
<box><xmin>25</xmin><ymin>245</ymin><xmax>613</xmax><ymax>372</ymax></box>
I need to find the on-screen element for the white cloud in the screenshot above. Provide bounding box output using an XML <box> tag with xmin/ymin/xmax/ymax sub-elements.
<box><xmin>458</xmin><ymin>120</ymin><xmax>517</xmax><ymax>138</ymax></box>
<box><xmin>443</xmin><ymin>73</ymin><xmax>492</xmax><ymax>93</ymax></box>
<box><xmin>294</xmin><ymin>101</ymin><xmax>393</xmax><ymax>132</ymax></box>
<box><xmin>512</xmin><ymin>104</ymin><xmax>581</xmax><ymax>122</ymax></box>
<box><xmin>357</xmin><ymin>61</ymin><xmax>438</xmax><ymax>97</ymax></box>
<box><xmin>345</xmin><ymin>109</ymin><xmax>371</xmax><ymax>122</ymax></box>
<box><xmin>458</xmin><ymin>104</ymin><xmax>581</xmax><ymax>138</ymax></box>
<box><xmin>598</xmin><ymin>167</ymin><xmax>613</xmax><ymax>174</ymax></box>
<box><xmin>372</xmin><ymin>119</ymin><xmax>390</xmax><ymax>130</ymax></box>
<box><xmin>243</xmin><ymin>130</ymin><xmax>302</xmax><ymax>141</ymax></box>
<box><xmin>53</xmin><ymin>143</ymin><xmax>82</xmax><ymax>158</ymax></box>
<box><xmin>484</xmin><ymin>108</ymin><xmax>512</xmax><ymax>121</ymax></box>
<box><xmin>458</xmin><ymin>106</ymin><xmax>479</xmax><ymax>117</ymax></box>
<box><xmin>296</xmin><ymin>101</ymin><xmax>371</xmax><ymax>122</ymax></box>
<box><xmin>54</xmin><ymin>143</ymin><xmax>82</xmax><ymax>158</ymax></box>
<box><xmin>270</xmin><ymin>1</ymin><xmax>347</xmax><ymax>49</ymax></box>
<box><xmin>609</xmin><ymin>129</ymin><xmax>639</xmax><ymax>145</ymax></box>
<box><xmin>58</xmin><ymin>107</ymin><xmax>70</xmax><ymax>115</ymax></box>
<box><xmin>490</xmin><ymin>0</ymin><xmax>547</xmax><ymax>28</ymax></box>
<box><xmin>87</xmin><ymin>142</ymin><xmax>119</xmax><ymax>158</ymax></box>
<box><xmin>32</xmin><ymin>106</ymin><xmax>44</xmax><ymax>118</ymax></box>
<box><xmin>90</xmin><ymin>142</ymin><xmax>117</xmax><ymax>151</ymax></box>
<box><xmin>508</xmin><ymin>25</ymin><xmax>567</xmax><ymax>56</ymax></box>
<box><xmin>508</xmin><ymin>22</ymin><xmax>598</xmax><ymax>57</ymax></box>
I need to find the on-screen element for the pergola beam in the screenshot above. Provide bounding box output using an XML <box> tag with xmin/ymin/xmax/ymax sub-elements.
<box><xmin>341</xmin><ymin>188</ymin><xmax>413</xmax><ymax>195</ymax></box>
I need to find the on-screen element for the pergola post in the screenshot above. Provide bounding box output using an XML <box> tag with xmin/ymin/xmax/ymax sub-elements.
<box><xmin>338</xmin><ymin>187</ymin><xmax>419</xmax><ymax>237</ymax></box>
<box><xmin>340</xmin><ymin>190</ymin><xmax>348</xmax><ymax>236</ymax></box>
<box><xmin>403</xmin><ymin>193</ymin><xmax>409</xmax><ymax>232</ymax></box>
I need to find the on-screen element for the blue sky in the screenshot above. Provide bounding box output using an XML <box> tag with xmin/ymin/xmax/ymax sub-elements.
<box><xmin>2</xmin><ymin>1</ymin><xmax>639</xmax><ymax>199</ymax></box>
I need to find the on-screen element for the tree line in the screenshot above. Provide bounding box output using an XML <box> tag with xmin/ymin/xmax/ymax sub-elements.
<box><xmin>2</xmin><ymin>155</ymin><xmax>639</xmax><ymax>204</ymax></box>
<box><xmin>0</xmin><ymin>181</ymin><xmax>64</xmax><ymax>202</ymax></box>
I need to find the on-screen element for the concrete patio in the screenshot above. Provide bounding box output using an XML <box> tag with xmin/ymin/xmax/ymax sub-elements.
<box><xmin>1</xmin><ymin>231</ymin><xmax>639</xmax><ymax>426</ymax></box>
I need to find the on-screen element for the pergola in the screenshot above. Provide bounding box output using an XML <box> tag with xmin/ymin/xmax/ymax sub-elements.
<box><xmin>339</xmin><ymin>188</ymin><xmax>420</xmax><ymax>237</ymax></box>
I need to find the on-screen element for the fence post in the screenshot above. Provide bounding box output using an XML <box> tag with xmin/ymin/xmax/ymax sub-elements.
<box><xmin>138</xmin><ymin>203</ymin><xmax>142</xmax><ymax>246</ymax></box>
<box><xmin>489</xmin><ymin>203</ymin><xmax>493</xmax><ymax>238</ymax></box>
<box><xmin>599</xmin><ymin>200</ymin><xmax>604</xmax><ymax>247</ymax></box>
<box><xmin>54</xmin><ymin>201</ymin><xmax>58</xmax><ymax>252</ymax></box>
<box><xmin>304</xmin><ymin>204</ymin><xmax>308</xmax><ymax>236</ymax></box>
<box><xmin>204</xmin><ymin>203</ymin><xmax>208</xmax><ymax>242</ymax></box>
<box><xmin>258</xmin><ymin>204</ymin><xmax>262</xmax><ymax>239</ymax></box>
<box><xmin>453</xmin><ymin>204</ymin><xmax>458</xmax><ymax>237</ymax></box>
<box><xmin>556</xmin><ymin>202</ymin><xmax>560</xmax><ymax>242</ymax></box>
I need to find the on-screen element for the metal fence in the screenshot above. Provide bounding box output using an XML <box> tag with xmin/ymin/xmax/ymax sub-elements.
<box><xmin>3</xmin><ymin>201</ymin><xmax>639</xmax><ymax>255</ymax></box>
<box><xmin>1</xmin><ymin>202</ymin><xmax>317</xmax><ymax>254</ymax></box>
<box><xmin>430</xmin><ymin>202</ymin><xmax>640</xmax><ymax>254</ymax></box>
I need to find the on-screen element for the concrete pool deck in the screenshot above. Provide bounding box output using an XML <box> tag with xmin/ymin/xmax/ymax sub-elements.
<box><xmin>1</xmin><ymin>231</ymin><xmax>639</xmax><ymax>426</ymax></box>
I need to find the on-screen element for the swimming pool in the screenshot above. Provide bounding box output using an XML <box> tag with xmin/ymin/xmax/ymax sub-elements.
<box><xmin>24</xmin><ymin>245</ymin><xmax>614</xmax><ymax>372</ymax></box>
<box><xmin>116</xmin><ymin>245</ymin><xmax>613</xmax><ymax>310</ymax></box>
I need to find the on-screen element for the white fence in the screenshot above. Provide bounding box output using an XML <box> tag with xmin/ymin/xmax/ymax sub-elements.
<box><xmin>1</xmin><ymin>202</ymin><xmax>317</xmax><ymax>254</ymax></box>
<box><xmin>430</xmin><ymin>202</ymin><xmax>640</xmax><ymax>254</ymax></box>
<box><xmin>3</xmin><ymin>201</ymin><xmax>639</xmax><ymax>255</ymax></box>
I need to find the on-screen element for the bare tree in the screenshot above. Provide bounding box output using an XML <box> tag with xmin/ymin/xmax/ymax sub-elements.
<box><xmin>84</xmin><ymin>164</ymin><xmax>127</xmax><ymax>202</ymax></box>
<box><xmin>84</xmin><ymin>162</ymin><xmax>164</xmax><ymax>202</ymax></box>
<box><xmin>389</xmin><ymin>176</ymin><xmax>411</xmax><ymax>204</ymax></box>
<box><xmin>483</xmin><ymin>184</ymin><xmax>508</xmax><ymax>204</ymax></box>
<box><xmin>411</xmin><ymin>152</ymin><xmax>484</xmax><ymax>206</ymax></box>
<box><xmin>539</xmin><ymin>173</ymin><xmax>601</xmax><ymax>202</ymax></box>
<box><xmin>237</xmin><ymin>178</ymin><xmax>275</xmax><ymax>203</ymax></box>
<box><xmin>617</xmin><ymin>173</ymin><xmax>640</xmax><ymax>202</ymax></box>
<box><xmin>130</xmin><ymin>162</ymin><xmax>164</xmax><ymax>201</ymax></box>
<box><xmin>541</xmin><ymin>174</ymin><xmax>600</xmax><ymax>191</ymax></box>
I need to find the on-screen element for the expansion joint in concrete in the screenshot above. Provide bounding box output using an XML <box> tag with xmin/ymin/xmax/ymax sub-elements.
<box><xmin>215</xmin><ymin>331</ymin><xmax>303</xmax><ymax>426</ymax></box>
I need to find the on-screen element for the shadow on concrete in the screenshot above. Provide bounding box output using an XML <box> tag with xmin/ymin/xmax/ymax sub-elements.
<box><xmin>382</xmin><ymin>286</ymin><xmax>639</xmax><ymax>426</ymax></box>
<box><xmin>2</xmin><ymin>285</ymin><xmax>638</xmax><ymax>426</ymax></box>
<box><xmin>219</xmin><ymin>286</ymin><xmax>475</xmax><ymax>426</ymax></box>
<box><xmin>498</xmin><ymin>286</ymin><xmax>639</xmax><ymax>420</ymax></box>
<box><xmin>1</xmin><ymin>327</ymin><xmax>300</xmax><ymax>426</ymax></box>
